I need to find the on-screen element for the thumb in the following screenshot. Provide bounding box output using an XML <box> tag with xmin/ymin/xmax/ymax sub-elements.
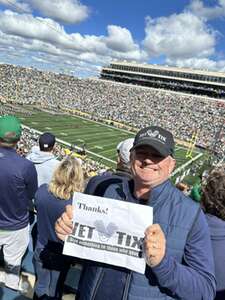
<box><xmin>65</xmin><ymin>204</ymin><xmax>74</xmax><ymax>220</ymax></box>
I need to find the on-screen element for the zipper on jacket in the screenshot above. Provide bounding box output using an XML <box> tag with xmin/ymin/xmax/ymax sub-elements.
<box><xmin>92</xmin><ymin>268</ymin><xmax>105</xmax><ymax>300</ymax></box>
<box><xmin>122</xmin><ymin>271</ymin><xmax>132</xmax><ymax>300</ymax></box>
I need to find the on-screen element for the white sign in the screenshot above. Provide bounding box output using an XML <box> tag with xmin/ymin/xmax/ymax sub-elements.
<box><xmin>63</xmin><ymin>192</ymin><xmax>153</xmax><ymax>274</ymax></box>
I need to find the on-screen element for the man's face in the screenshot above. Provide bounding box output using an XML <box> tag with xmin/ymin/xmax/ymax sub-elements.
<box><xmin>131</xmin><ymin>145</ymin><xmax>175</xmax><ymax>188</ymax></box>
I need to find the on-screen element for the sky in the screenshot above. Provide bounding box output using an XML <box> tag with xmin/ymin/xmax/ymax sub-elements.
<box><xmin>0</xmin><ymin>0</ymin><xmax>225</xmax><ymax>77</ymax></box>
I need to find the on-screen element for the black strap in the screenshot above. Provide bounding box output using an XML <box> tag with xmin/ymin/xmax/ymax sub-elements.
<box><xmin>93</xmin><ymin>177</ymin><xmax>123</xmax><ymax>197</ymax></box>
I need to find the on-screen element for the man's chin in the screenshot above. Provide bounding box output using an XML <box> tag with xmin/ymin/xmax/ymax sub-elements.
<box><xmin>139</xmin><ymin>177</ymin><xmax>167</xmax><ymax>188</ymax></box>
<box><xmin>134</xmin><ymin>176</ymin><xmax>158</xmax><ymax>186</ymax></box>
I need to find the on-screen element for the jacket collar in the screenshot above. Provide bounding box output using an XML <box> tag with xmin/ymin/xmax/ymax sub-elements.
<box><xmin>122</xmin><ymin>178</ymin><xmax>171</xmax><ymax>206</ymax></box>
<box><xmin>0</xmin><ymin>146</ymin><xmax>16</xmax><ymax>153</ymax></box>
<box><xmin>148</xmin><ymin>180</ymin><xmax>171</xmax><ymax>206</ymax></box>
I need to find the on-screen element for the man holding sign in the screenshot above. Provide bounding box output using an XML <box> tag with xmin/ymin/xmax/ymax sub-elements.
<box><xmin>56</xmin><ymin>126</ymin><xmax>216</xmax><ymax>300</ymax></box>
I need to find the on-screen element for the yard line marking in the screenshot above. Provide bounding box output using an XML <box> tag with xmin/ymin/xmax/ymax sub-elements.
<box><xmin>88</xmin><ymin>140</ymin><xmax>119</xmax><ymax>148</ymax></box>
<box><xmin>88</xmin><ymin>142</ymin><xmax>118</xmax><ymax>152</ymax></box>
<box><xmin>98</xmin><ymin>148</ymin><xmax>116</xmax><ymax>155</ymax></box>
<box><xmin>78</xmin><ymin>131</ymin><xmax>123</xmax><ymax>140</ymax></box>
<box><xmin>45</xmin><ymin>127</ymin><xmax>52</xmax><ymax>130</ymax></box>
<box><xmin>60</xmin><ymin>132</ymin><xmax>68</xmax><ymax>136</ymax></box>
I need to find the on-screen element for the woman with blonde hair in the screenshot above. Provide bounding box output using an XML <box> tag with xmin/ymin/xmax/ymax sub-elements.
<box><xmin>33</xmin><ymin>156</ymin><xmax>84</xmax><ymax>300</ymax></box>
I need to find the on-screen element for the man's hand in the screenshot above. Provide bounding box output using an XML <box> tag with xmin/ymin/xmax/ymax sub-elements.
<box><xmin>144</xmin><ymin>224</ymin><xmax>166</xmax><ymax>268</ymax></box>
<box><xmin>55</xmin><ymin>205</ymin><xmax>73</xmax><ymax>241</ymax></box>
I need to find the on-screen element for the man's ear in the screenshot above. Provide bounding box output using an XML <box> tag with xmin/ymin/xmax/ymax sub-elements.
<box><xmin>169</xmin><ymin>157</ymin><xmax>176</xmax><ymax>174</ymax></box>
<box><xmin>129</xmin><ymin>150</ymin><xmax>133</xmax><ymax>161</ymax></box>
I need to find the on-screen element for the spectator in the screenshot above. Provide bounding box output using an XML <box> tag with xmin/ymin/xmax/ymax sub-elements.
<box><xmin>0</xmin><ymin>115</ymin><xmax>38</xmax><ymax>291</ymax></box>
<box><xmin>116</xmin><ymin>138</ymin><xmax>134</xmax><ymax>178</ymax></box>
<box><xmin>175</xmin><ymin>182</ymin><xmax>189</xmax><ymax>195</ymax></box>
<box><xmin>56</xmin><ymin>125</ymin><xmax>216</xmax><ymax>300</ymax></box>
<box><xmin>26</xmin><ymin>132</ymin><xmax>60</xmax><ymax>250</ymax></box>
<box><xmin>201</xmin><ymin>167</ymin><xmax>225</xmax><ymax>300</ymax></box>
<box><xmin>27</xmin><ymin>132</ymin><xmax>59</xmax><ymax>187</ymax></box>
<box><xmin>85</xmin><ymin>138</ymin><xmax>134</xmax><ymax>195</ymax></box>
<box><xmin>33</xmin><ymin>156</ymin><xmax>84</xmax><ymax>300</ymax></box>
<box><xmin>190</xmin><ymin>181</ymin><xmax>202</xmax><ymax>202</ymax></box>
<box><xmin>190</xmin><ymin>170</ymin><xmax>209</xmax><ymax>202</ymax></box>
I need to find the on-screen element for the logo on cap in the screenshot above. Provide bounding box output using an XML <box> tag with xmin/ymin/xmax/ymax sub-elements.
<box><xmin>140</xmin><ymin>129</ymin><xmax>167</xmax><ymax>143</ymax></box>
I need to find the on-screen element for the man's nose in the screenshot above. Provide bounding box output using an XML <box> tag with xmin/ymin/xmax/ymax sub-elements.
<box><xmin>143</xmin><ymin>157</ymin><xmax>154</xmax><ymax>164</ymax></box>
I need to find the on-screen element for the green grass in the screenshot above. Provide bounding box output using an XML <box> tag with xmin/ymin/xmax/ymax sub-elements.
<box><xmin>17</xmin><ymin>109</ymin><xmax>203</xmax><ymax>171</ymax></box>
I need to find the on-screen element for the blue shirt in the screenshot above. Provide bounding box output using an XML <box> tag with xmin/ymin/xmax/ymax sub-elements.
<box><xmin>34</xmin><ymin>184</ymin><xmax>72</xmax><ymax>246</ymax></box>
<box><xmin>0</xmin><ymin>146</ymin><xmax>38</xmax><ymax>230</ymax></box>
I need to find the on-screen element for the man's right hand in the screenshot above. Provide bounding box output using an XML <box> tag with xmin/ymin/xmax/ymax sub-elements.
<box><xmin>55</xmin><ymin>204</ymin><xmax>73</xmax><ymax>241</ymax></box>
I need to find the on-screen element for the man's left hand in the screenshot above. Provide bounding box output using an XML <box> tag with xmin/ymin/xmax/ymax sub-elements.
<box><xmin>144</xmin><ymin>224</ymin><xmax>166</xmax><ymax>267</ymax></box>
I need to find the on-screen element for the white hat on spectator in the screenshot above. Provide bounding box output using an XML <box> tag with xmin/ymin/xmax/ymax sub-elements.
<box><xmin>117</xmin><ymin>138</ymin><xmax>134</xmax><ymax>164</ymax></box>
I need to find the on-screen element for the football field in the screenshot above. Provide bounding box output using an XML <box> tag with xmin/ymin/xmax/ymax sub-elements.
<box><xmin>17</xmin><ymin>110</ymin><xmax>203</xmax><ymax>170</ymax></box>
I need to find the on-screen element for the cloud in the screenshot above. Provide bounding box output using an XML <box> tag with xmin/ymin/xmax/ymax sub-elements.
<box><xmin>0</xmin><ymin>9</ymin><xmax>146</xmax><ymax>76</ymax></box>
<box><xmin>31</xmin><ymin>55</ymin><xmax>50</xmax><ymax>63</ymax></box>
<box><xmin>103</xmin><ymin>25</ymin><xmax>148</xmax><ymax>61</ymax></box>
<box><xmin>187</xmin><ymin>0</ymin><xmax>225</xmax><ymax>20</ymax></box>
<box><xmin>143</xmin><ymin>12</ymin><xmax>216</xmax><ymax>59</ymax></box>
<box><xmin>0</xmin><ymin>10</ymin><xmax>69</xmax><ymax>45</ymax></box>
<box><xmin>0</xmin><ymin>10</ymin><xmax>104</xmax><ymax>54</ymax></box>
<box><xmin>104</xmin><ymin>25</ymin><xmax>139</xmax><ymax>52</ymax></box>
<box><xmin>0</xmin><ymin>0</ymin><xmax>89</xmax><ymax>24</ymax></box>
<box><xmin>0</xmin><ymin>0</ymin><xmax>31</xmax><ymax>13</ymax></box>
<box><xmin>166</xmin><ymin>57</ymin><xmax>225</xmax><ymax>72</ymax></box>
<box><xmin>0</xmin><ymin>11</ymin><xmax>97</xmax><ymax>55</ymax></box>
<box><xmin>1</xmin><ymin>2</ymin><xmax>224</xmax><ymax>75</ymax></box>
<box><xmin>142</xmin><ymin>9</ymin><xmax>225</xmax><ymax>71</ymax></box>
<box><xmin>31</xmin><ymin>0</ymin><xmax>89</xmax><ymax>24</ymax></box>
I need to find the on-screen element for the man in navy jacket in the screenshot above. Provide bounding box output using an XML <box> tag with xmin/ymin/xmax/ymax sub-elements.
<box><xmin>56</xmin><ymin>126</ymin><xmax>216</xmax><ymax>300</ymax></box>
<box><xmin>0</xmin><ymin>115</ymin><xmax>38</xmax><ymax>290</ymax></box>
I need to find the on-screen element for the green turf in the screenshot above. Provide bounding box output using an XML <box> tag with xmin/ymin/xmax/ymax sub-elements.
<box><xmin>16</xmin><ymin>109</ymin><xmax>203</xmax><ymax>170</ymax></box>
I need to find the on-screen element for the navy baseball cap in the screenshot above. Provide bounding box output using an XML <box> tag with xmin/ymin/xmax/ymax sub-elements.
<box><xmin>131</xmin><ymin>126</ymin><xmax>175</xmax><ymax>157</ymax></box>
<box><xmin>39</xmin><ymin>132</ymin><xmax>55</xmax><ymax>151</ymax></box>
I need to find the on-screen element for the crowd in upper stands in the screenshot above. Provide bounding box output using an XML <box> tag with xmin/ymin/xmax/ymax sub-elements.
<box><xmin>0</xmin><ymin>64</ymin><xmax>224</xmax><ymax>162</ymax></box>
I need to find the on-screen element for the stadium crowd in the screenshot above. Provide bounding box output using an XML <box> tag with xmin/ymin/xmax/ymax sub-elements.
<box><xmin>0</xmin><ymin>64</ymin><xmax>224</xmax><ymax>161</ymax></box>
